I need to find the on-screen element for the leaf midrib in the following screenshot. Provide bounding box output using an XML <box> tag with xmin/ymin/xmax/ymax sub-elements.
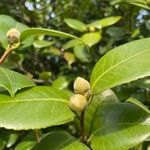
<box><xmin>91</xmin><ymin>48</ymin><xmax>150</xmax><ymax>92</ymax></box>
<box><xmin>0</xmin><ymin>98</ymin><xmax>68</xmax><ymax>104</ymax></box>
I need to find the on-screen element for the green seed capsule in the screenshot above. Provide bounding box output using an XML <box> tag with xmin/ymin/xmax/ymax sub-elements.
<box><xmin>69</xmin><ymin>94</ymin><xmax>87</xmax><ymax>112</ymax></box>
<box><xmin>73</xmin><ymin>77</ymin><xmax>90</xmax><ymax>96</ymax></box>
<box><xmin>6</xmin><ymin>28</ymin><xmax>20</xmax><ymax>45</ymax></box>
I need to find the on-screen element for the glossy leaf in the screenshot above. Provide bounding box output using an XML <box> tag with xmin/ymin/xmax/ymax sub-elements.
<box><xmin>0</xmin><ymin>67</ymin><xmax>35</xmax><ymax>97</ymax></box>
<box><xmin>91</xmin><ymin>38</ymin><xmax>150</xmax><ymax>94</ymax></box>
<box><xmin>127</xmin><ymin>97</ymin><xmax>150</xmax><ymax>114</ymax></box>
<box><xmin>89</xmin><ymin>103</ymin><xmax>150</xmax><ymax>150</ymax></box>
<box><xmin>89</xmin><ymin>16</ymin><xmax>121</xmax><ymax>29</ymax></box>
<box><xmin>0</xmin><ymin>86</ymin><xmax>74</xmax><ymax>130</ymax></box>
<box><xmin>21</xmin><ymin>28</ymin><xmax>79</xmax><ymax>41</ymax></box>
<box><xmin>32</xmin><ymin>130</ymin><xmax>89</xmax><ymax>150</ymax></box>
<box><xmin>84</xmin><ymin>89</ymin><xmax>119</xmax><ymax>137</ymax></box>
<box><xmin>64</xmin><ymin>18</ymin><xmax>87</xmax><ymax>32</ymax></box>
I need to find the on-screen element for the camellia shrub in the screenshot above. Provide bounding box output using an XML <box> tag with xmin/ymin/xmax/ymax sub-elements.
<box><xmin>0</xmin><ymin>13</ymin><xmax>149</xmax><ymax>150</ymax></box>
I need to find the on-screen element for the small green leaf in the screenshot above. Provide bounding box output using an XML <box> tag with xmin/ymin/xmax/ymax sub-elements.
<box><xmin>89</xmin><ymin>103</ymin><xmax>150</xmax><ymax>150</ymax></box>
<box><xmin>64</xmin><ymin>18</ymin><xmax>87</xmax><ymax>32</ymax></box>
<box><xmin>89</xmin><ymin>16</ymin><xmax>121</xmax><ymax>29</ymax></box>
<box><xmin>126</xmin><ymin>97</ymin><xmax>150</xmax><ymax>114</ymax></box>
<box><xmin>32</xmin><ymin>130</ymin><xmax>89</xmax><ymax>150</ymax></box>
<box><xmin>63</xmin><ymin>39</ymin><xmax>81</xmax><ymax>50</ymax></box>
<box><xmin>64</xmin><ymin>52</ymin><xmax>75</xmax><ymax>65</ymax></box>
<box><xmin>0</xmin><ymin>67</ymin><xmax>35</xmax><ymax>97</ymax></box>
<box><xmin>125</xmin><ymin>0</ymin><xmax>150</xmax><ymax>10</ymax></box>
<box><xmin>91</xmin><ymin>38</ymin><xmax>150</xmax><ymax>94</ymax></box>
<box><xmin>33</xmin><ymin>40</ymin><xmax>55</xmax><ymax>48</ymax></box>
<box><xmin>74</xmin><ymin>45</ymin><xmax>90</xmax><ymax>62</ymax></box>
<box><xmin>42</xmin><ymin>47</ymin><xmax>62</xmax><ymax>56</ymax></box>
<box><xmin>39</xmin><ymin>71</ymin><xmax>51</xmax><ymax>81</ymax></box>
<box><xmin>15</xmin><ymin>133</ymin><xmax>36</xmax><ymax>150</ymax></box>
<box><xmin>63</xmin><ymin>32</ymin><xmax>100</xmax><ymax>49</ymax></box>
<box><xmin>52</xmin><ymin>76</ymin><xmax>70</xmax><ymax>90</ymax></box>
<box><xmin>81</xmin><ymin>32</ymin><xmax>101</xmax><ymax>47</ymax></box>
<box><xmin>15</xmin><ymin>141</ymin><xmax>36</xmax><ymax>150</ymax></box>
<box><xmin>6</xmin><ymin>133</ymin><xmax>19</xmax><ymax>148</ymax></box>
<box><xmin>0</xmin><ymin>86</ymin><xmax>74</xmax><ymax>130</ymax></box>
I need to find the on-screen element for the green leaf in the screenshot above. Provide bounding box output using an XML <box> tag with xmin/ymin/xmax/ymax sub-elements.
<box><xmin>63</xmin><ymin>39</ymin><xmax>82</xmax><ymax>50</ymax></box>
<box><xmin>21</xmin><ymin>28</ymin><xmax>79</xmax><ymax>41</ymax></box>
<box><xmin>91</xmin><ymin>38</ymin><xmax>150</xmax><ymax>94</ymax></box>
<box><xmin>32</xmin><ymin>130</ymin><xmax>89</xmax><ymax>150</ymax></box>
<box><xmin>74</xmin><ymin>45</ymin><xmax>90</xmax><ymax>62</ymax></box>
<box><xmin>21</xmin><ymin>28</ymin><xmax>88</xmax><ymax>50</ymax></box>
<box><xmin>0</xmin><ymin>15</ymin><xmax>28</xmax><ymax>48</ymax></box>
<box><xmin>81</xmin><ymin>32</ymin><xmax>101</xmax><ymax>47</ymax></box>
<box><xmin>63</xmin><ymin>32</ymin><xmax>100</xmax><ymax>50</ymax></box>
<box><xmin>6</xmin><ymin>133</ymin><xmax>19</xmax><ymax>148</ymax></box>
<box><xmin>33</xmin><ymin>40</ymin><xmax>55</xmax><ymax>48</ymax></box>
<box><xmin>64</xmin><ymin>18</ymin><xmax>87</xmax><ymax>32</ymax></box>
<box><xmin>84</xmin><ymin>89</ymin><xmax>119</xmax><ymax>137</ymax></box>
<box><xmin>89</xmin><ymin>103</ymin><xmax>150</xmax><ymax>150</ymax></box>
<box><xmin>52</xmin><ymin>76</ymin><xmax>70</xmax><ymax>90</ymax></box>
<box><xmin>0</xmin><ymin>86</ymin><xmax>74</xmax><ymax>130</ymax></box>
<box><xmin>132</xmin><ymin>78</ymin><xmax>150</xmax><ymax>89</ymax></box>
<box><xmin>15</xmin><ymin>141</ymin><xmax>36</xmax><ymax>150</ymax></box>
<box><xmin>89</xmin><ymin>16</ymin><xmax>121</xmax><ymax>29</ymax></box>
<box><xmin>125</xmin><ymin>0</ymin><xmax>150</xmax><ymax>10</ymax></box>
<box><xmin>15</xmin><ymin>133</ymin><xmax>36</xmax><ymax>150</ymax></box>
<box><xmin>126</xmin><ymin>97</ymin><xmax>150</xmax><ymax>114</ymax></box>
<box><xmin>42</xmin><ymin>47</ymin><xmax>62</xmax><ymax>56</ymax></box>
<box><xmin>0</xmin><ymin>67</ymin><xmax>35</xmax><ymax>97</ymax></box>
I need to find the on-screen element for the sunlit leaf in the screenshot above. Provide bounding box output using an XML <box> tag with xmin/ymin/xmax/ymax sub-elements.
<box><xmin>0</xmin><ymin>67</ymin><xmax>35</xmax><ymax>97</ymax></box>
<box><xmin>64</xmin><ymin>18</ymin><xmax>87</xmax><ymax>32</ymax></box>
<box><xmin>0</xmin><ymin>86</ymin><xmax>74</xmax><ymax>130</ymax></box>
<box><xmin>91</xmin><ymin>38</ymin><xmax>150</xmax><ymax>94</ymax></box>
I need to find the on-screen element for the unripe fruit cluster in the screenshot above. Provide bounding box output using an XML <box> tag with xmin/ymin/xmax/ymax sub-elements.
<box><xmin>69</xmin><ymin>77</ymin><xmax>91</xmax><ymax>112</ymax></box>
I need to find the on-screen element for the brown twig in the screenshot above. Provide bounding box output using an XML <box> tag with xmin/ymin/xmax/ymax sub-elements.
<box><xmin>80</xmin><ymin>109</ymin><xmax>86</xmax><ymax>143</ymax></box>
<box><xmin>0</xmin><ymin>46</ymin><xmax>13</xmax><ymax>65</ymax></box>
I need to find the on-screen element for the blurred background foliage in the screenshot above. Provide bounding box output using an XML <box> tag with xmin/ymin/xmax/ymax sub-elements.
<box><xmin>0</xmin><ymin>1</ymin><xmax>150</xmax><ymax>149</ymax></box>
<box><xmin>0</xmin><ymin>0</ymin><xmax>150</xmax><ymax>102</ymax></box>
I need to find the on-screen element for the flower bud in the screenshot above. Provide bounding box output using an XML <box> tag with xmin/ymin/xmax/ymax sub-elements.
<box><xmin>73</xmin><ymin>77</ymin><xmax>90</xmax><ymax>95</ymax></box>
<box><xmin>69</xmin><ymin>94</ymin><xmax>87</xmax><ymax>112</ymax></box>
<box><xmin>6</xmin><ymin>28</ymin><xmax>20</xmax><ymax>45</ymax></box>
